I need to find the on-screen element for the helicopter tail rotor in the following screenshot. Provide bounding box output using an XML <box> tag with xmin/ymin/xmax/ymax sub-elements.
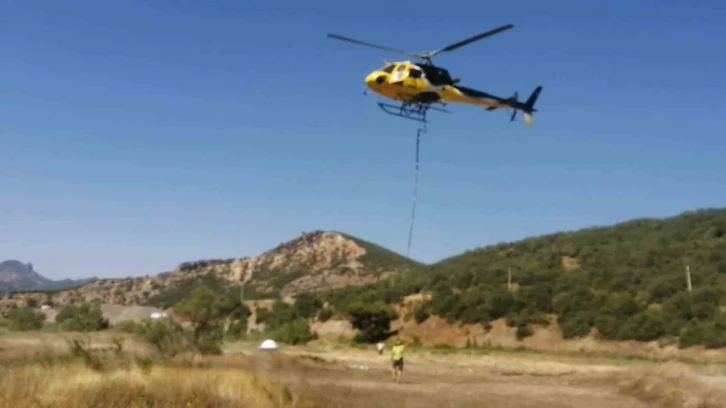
<box><xmin>524</xmin><ymin>86</ymin><xmax>542</xmax><ymax>111</ymax></box>
<box><xmin>508</xmin><ymin>86</ymin><xmax>542</xmax><ymax>124</ymax></box>
<box><xmin>522</xmin><ymin>86</ymin><xmax>542</xmax><ymax>124</ymax></box>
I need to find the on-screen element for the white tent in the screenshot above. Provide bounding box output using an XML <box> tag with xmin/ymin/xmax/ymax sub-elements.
<box><xmin>259</xmin><ymin>339</ymin><xmax>279</xmax><ymax>351</ymax></box>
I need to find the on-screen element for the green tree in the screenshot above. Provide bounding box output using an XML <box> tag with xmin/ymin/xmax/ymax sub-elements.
<box><xmin>347</xmin><ymin>301</ymin><xmax>397</xmax><ymax>343</ymax></box>
<box><xmin>173</xmin><ymin>286</ymin><xmax>230</xmax><ymax>354</ymax></box>
<box><xmin>225</xmin><ymin>303</ymin><xmax>251</xmax><ymax>340</ymax></box>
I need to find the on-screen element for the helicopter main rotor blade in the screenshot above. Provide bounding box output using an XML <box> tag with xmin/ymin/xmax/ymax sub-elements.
<box><xmin>327</xmin><ymin>33</ymin><xmax>417</xmax><ymax>58</ymax></box>
<box><xmin>427</xmin><ymin>24</ymin><xmax>514</xmax><ymax>58</ymax></box>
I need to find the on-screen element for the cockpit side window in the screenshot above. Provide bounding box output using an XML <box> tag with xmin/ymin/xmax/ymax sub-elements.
<box><xmin>380</xmin><ymin>64</ymin><xmax>395</xmax><ymax>73</ymax></box>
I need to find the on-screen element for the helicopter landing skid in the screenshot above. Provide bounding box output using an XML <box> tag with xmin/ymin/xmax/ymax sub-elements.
<box><xmin>377</xmin><ymin>102</ymin><xmax>450</xmax><ymax>124</ymax></box>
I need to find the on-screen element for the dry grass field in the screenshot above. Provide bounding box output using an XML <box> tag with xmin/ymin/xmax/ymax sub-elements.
<box><xmin>1</xmin><ymin>330</ymin><xmax>725</xmax><ymax>408</ymax></box>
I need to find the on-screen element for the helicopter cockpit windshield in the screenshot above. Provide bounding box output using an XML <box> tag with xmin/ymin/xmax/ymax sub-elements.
<box><xmin>378</xmin><ymin>64</ymin><xmax>396</xmax><ymax>73</ymax></box>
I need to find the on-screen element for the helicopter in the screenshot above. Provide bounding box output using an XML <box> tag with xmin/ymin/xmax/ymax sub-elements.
<box><xmin>327</xmin><ymin>24</ymin><xmax>542</xmax><ymax>124</ymax></box>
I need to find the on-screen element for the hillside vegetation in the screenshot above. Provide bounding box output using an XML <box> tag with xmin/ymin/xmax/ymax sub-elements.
<box><xmin>321</xmin><ymin>208</ymin><xmax>726</xmax><ymax>348</ymax></box>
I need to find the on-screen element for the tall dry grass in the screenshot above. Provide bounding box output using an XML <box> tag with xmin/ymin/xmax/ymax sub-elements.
<box><xmin>0</xmin><ymin>360</ymin><xmax>300</xmax><ymax>408</ymax></box>
<box><xmin>0</xmin><ymin>333</ymin><xmax>308</xmax><ymax>408</ymax></box>
<box><xmin>4</xmin><ymin>331</ymin><xmax>724</xmax><ymax>408</ymax></box>
<box><xmin>0</xmin><ymin>348</ymin><xmax>483</xmax><ymax>408</ymax></box>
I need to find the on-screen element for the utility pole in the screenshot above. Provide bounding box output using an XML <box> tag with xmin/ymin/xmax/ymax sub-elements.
<box><xmin>686</xmin><ymin>265</ymin><xmax>692</xmax><ymax>292</ymax></box>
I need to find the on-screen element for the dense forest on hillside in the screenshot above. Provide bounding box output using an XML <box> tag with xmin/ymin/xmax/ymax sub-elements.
<box><xmin>323</xmin><ymin>208</ymin><xmax>726</xmax><ymax>348</ymax></box>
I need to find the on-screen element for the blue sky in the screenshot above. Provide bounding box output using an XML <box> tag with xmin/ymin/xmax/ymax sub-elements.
<box><xmin>2</xmin><ymin>1</ymin><xmax>724</xmax><ymax>280</ymax></box>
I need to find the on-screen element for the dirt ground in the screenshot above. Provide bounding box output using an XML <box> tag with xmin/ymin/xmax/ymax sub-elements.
<box><xmin>224</xmin><ymin>341</ymin><xmax>725</xmax><ymax>408</ymax></box>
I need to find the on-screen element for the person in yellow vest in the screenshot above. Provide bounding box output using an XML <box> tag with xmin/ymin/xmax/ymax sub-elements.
<box><xmin>391</xmin><ymin>338</ymin><xmax>405</xmax><ymax>382</ymax></box>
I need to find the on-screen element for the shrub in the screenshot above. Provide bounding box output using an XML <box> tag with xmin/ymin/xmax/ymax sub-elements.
<box><xmin>619</xmin><ymin>310</ymin><xmax>666</xmax><ymax>342</ymax></box>
<box><xmin>113</xmin><ymin>320</ymin><xmax>139</xmax><ymax>333</ymax></box>
<box><xmin>193</xmin><ymin>325</ymin><xmax>224</xmax><ymax>355</ymax></box>
<box><xmin>270</xmin><ymin>318</ymin><xmax>317</xmax><ymax>345</ymax></box>
<box><xmin>134</xmin><ymin>318</ymin><xmax>188</xmax><ymax>359</ymax></box>
<box><xmin>515</xmin><ymin>324</ymin><xmax>534</xmax><ymax>340</ymax></box>
<box><xmin>7</xmin><ymin>306</ymin><xmax>44</xmax><ymax>331</ymax></box>
<box><xmin>595</xmin><ymin>315</ymin><xmax>622</xmax><ymax>340</ymax></box>
<box><xmin>67</xmin><ymin>338</ymin><xmax>104</xmax><ymax>371</ymax></box>
<box><xmin>691</xmin><ymin>302</ymin><xmax>719</xmax><ymax>320</ymax></box>
<box><xmin>55</xmin><ymin>302</ymin><xmax>109</xmax><ymax>332</ymax></box>
<box><xmin>601</xmin><ymin>292</ymin><xmax>641</xmax><ymax>320</ymax></box>
<box><xmin>558</xmin><ymin>313</ymin><xmax>592</xmax><ymax>339</ymax></box>
<box><xmin>317</xmin><ymin>307</ymin><xmax>333</xmax><ymax>322</ymax></box>
<box><xmin>678</xmin><ymin>321</ymin><xmax>707</xmax><ymax>348</ymax></box>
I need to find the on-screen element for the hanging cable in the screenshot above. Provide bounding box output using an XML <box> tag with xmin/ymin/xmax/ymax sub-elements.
<box><xmin>406</xmin><ymin>121</ymin><xmax>426</xmax><ymax>258</ymax></box>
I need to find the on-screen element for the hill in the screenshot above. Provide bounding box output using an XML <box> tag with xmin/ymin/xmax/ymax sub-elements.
<box><xmin>2</xmin><ymin>231</ymin><xmax>421</xmax><ymax>311</ymax></box>
<box><xmin>0</xmin><ymin>260</ymin><xmax>96</xmax><ymax>292</ymax></box>
<box><xmin>318</xmin><ymin>207</ymin><xmax>726</xmax><ymax>349</ymax></box>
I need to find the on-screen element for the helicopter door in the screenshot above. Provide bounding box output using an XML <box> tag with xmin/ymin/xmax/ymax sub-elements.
<box><xmin>390</xmin><ymin>63</ymin><xmax>407</xmax><ymax>83</ymax></box>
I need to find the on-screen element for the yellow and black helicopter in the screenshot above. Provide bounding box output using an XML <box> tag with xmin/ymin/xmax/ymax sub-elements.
<box><xmin>327</xmin><ymin>24</ymin><xmax>542</xmax><ymax>124</ymax></box>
